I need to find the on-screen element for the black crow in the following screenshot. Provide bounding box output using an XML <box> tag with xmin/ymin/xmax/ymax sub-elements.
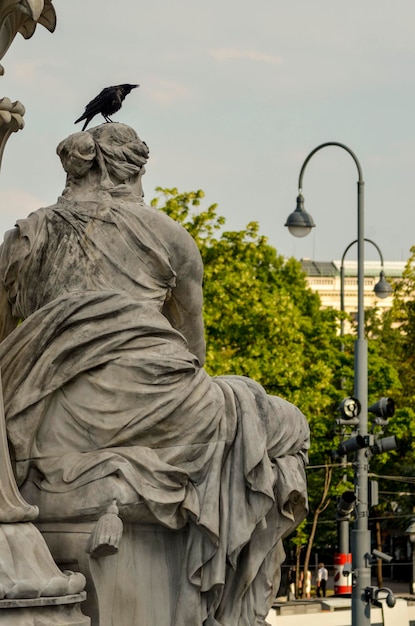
<box><xmin>75</xmin><ymin>84</ymin><xmax>139</xmax><ymax>131</ymax></box>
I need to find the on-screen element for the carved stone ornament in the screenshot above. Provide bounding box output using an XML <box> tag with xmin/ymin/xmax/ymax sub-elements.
<box><xmin>0</xmin><ymin>96</ymin><xmax>24</xmax><ymax>164</ymax></box>
<box><xmin>0</xmin><ymin>1</ymin><xmax>55</xmax><ymax>172</ymax></box>
<box><xmin>0</xmin><ymin>0</ymin><xmax>56</xmax><ymax>73</ymax></box>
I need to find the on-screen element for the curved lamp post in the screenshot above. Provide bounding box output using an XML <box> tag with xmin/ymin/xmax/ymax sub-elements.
<box><xmin>340</xmin><ymin>238</ymin><xmax>393</xmax><ymax>338</ymax></box>
<box><xmin>285</xmin><ymin>142</ymin><xmax>370</xmax><ymax>626</ymax></box>
<box><xmin>338</xmin><ymin>238</ymin><xmax>393</xmax><ymax>573</ymax></box>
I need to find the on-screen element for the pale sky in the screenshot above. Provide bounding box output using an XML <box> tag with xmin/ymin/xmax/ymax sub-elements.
<box><xmin>1</xmin><ymin>0</ymin><xmax>415</xmax><ymax>263</ymax></box>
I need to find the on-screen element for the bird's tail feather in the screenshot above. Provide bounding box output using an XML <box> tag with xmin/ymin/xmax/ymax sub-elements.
<box><xmin>74</xmin><ymin>116</ymin><xmax>90</xmax><ymax>131</ymax></box>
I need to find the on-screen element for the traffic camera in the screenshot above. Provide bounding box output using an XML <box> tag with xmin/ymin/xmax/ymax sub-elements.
<box><xmin>336</xmin><ymin>397</ymin><xmax>361</xmax><ymax>426</ymax></box>
<box><xmin>369</xmin><ymin>397</ymin><xmax>395</xmax><ymax>427</ymax></box>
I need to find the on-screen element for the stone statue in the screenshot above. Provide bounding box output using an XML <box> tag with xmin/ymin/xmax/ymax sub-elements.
<box><xmin>0</xmin><ymin>122</ymin><xmax>309</xmax><ymax>625</ymax></box>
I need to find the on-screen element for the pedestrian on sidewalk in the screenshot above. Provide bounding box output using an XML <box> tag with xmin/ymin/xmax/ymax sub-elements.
<box><xmin>288</xmin><ymin>567</ymin><xmax>296</xmax><ymax>601</ymax></box>
<box><xmin>317</xmin><ymin>563</ymin><xmax>328</xmax><ymax>598</ymax></box>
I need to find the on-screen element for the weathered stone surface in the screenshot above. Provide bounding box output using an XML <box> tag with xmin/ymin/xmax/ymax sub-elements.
<box><xmin>0</xmin><ymin>123</ymin><xmax>310</xmax><ymax>625</ymax></box>
<box><xmin>39</xmin><ymin>522</ymin><xmax>187</xmax><ymax>626</ymax></box>
<box><xmin>0</xmin><ymin>377</ymin><xmax>37</xmax><ymax>523</ymax></box>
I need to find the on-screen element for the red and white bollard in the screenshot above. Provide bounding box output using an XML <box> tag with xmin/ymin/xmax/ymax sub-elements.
<box><xmin>334</xmin><ymin>552</ymin><xmax>352</xmax><ymax>595</ymax></box>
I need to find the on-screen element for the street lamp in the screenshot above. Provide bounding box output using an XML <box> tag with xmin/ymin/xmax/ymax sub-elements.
<box><xmin>405</xmin><ymin>519</ymin><xmax>415</xmax><ymax>594</ymax></box>
<box><xmin>337</xmin><ymin>240</ymin><xmax>393</xmax><ymax>577</ymax></box>
<box><xmin>340</xmin><ymin>239</ymin><xmax>393</xmax><ymax>338</ymax></box>
<box><xmin>285</xmin><ymin>141</ymin><xmax>371</xmax><ymax>626</ymax></box>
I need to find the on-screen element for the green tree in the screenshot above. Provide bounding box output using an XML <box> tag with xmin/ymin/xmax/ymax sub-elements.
<box><xmin>151</xmin><ymin>187</ymin><xmax>347</xmax><ymax>564</ymax></box>
<box><xmin>364</xmin><ymin>251</ymin><xmax>415</xmax><ymax>518</ymax></box>
<box><xmin>384</xmin><ymin>248</ymin><xmax>415</xmax><ymax>407</ymax></box>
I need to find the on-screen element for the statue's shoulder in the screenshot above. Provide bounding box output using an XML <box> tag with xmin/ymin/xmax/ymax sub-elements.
<box><xmin>140</xmin><ymin>203</ymin><xmax>202</xmax><ymax>269</ymax></box>
<box><xmin>14</xmin><ymin>204</ymin><xmax>59</xmax><ymax>239</ymax></box>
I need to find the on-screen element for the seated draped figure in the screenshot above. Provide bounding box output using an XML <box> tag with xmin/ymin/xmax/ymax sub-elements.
<box><xmin>0</xmin><ymin>122</ymin><xmax>309</xmax><ymax>625</ymax></box>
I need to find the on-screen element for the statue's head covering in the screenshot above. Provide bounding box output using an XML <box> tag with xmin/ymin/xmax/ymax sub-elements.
<box><xmin>56</xmin><ymin>123</ymin><xmax>149</xmax><ymax>199</ymax></box>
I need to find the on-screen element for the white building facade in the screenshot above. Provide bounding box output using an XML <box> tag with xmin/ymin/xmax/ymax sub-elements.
<box><xmin>300</xmin><ymin>259</ymin><xmax>405</xmax><ymax>329</ymax></box>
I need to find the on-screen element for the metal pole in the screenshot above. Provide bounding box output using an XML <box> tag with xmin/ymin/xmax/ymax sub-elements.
<box><xmin>339</xmin><ymin>254</ymin><xmax>348</xmax><ymax>560</ymax></box>
<box><xmin>340</xmin><ymin>262</ymin><xmax>346</xmax><ymax>347</ymax></box>
<box><xmin>351</xmin><ymin>178</ymin><xmax>371</xmax><ymax>626</ymax></box>
<box><xmin>339</xmin><ymin>237</ymin><xmax>386</xmax><ymax>560</ymax></box>
<box><xmin>339</xmin><ymin>518</ymin><xmax>349</xmax><ymax>554</ymax></box>
<box><xmin>296</xmin><ymin>143</ymin><xmax>370</xmax><ymax>626</ymax></box>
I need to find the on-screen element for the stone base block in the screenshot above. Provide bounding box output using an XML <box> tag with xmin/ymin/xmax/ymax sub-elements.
<box><xmin>0</xmin><ymin>592</ymin><xmax>90</xmax><ymax>625</ymax></box>
<box><xmin>38</xmin><ymin>523</ymin><xmax>187</xmax><ymax>626</ymax></box>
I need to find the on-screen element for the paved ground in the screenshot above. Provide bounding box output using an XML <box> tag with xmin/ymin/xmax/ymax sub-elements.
<box><xmin>277</xmin><ymin>576</ymin><xmax>413</xmax><ymax>603</ymax></box>
<box><xmin>270</xmin><ymin>578</ymin><xmax>415</xmax><ymax>625</ymax></box>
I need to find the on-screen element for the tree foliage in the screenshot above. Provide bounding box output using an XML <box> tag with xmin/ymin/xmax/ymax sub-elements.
<box><xmin>363</xmin><ymin>248</ymin><xmax>415</xmax><ymax>518</ymax></box>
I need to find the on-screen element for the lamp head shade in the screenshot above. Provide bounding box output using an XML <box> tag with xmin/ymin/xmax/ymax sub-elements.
<box><xmin>285</xmin><ymin>194</ymin><xmax>315</xmax><ymax>238</ymax></box>
<box><xmin>374</xmin><ymin>271</ymin><xmax>393</xmax><ymax>299</ymax></box>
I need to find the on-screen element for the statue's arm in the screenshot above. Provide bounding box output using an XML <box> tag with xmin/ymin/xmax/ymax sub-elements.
<box><xmin>162</xmin><ymin>226</ymin><xmax>206</xmax><ymax>366</ymax></box>
<box><xmin>164</xmin><ymin>273</ymin><xmax>206</xmax><ymax>366</ymax></box>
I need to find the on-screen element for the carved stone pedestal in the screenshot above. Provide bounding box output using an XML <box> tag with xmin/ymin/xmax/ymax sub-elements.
<box><xmin>0</xmin><ymin>592</ymin><xmax>90</xmax><ymax>625</ymax></box>
<box><xmin>39</xmin><ymin>522</ymin><xmax>187</xmax><ymax>626</ymax></box>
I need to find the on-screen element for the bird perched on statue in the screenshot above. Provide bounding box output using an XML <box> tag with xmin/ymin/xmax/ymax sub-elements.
<box><xmin>74</xmin><ymin>84</ymin><xmax>139</xmax><ymax>131</ymax></box>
